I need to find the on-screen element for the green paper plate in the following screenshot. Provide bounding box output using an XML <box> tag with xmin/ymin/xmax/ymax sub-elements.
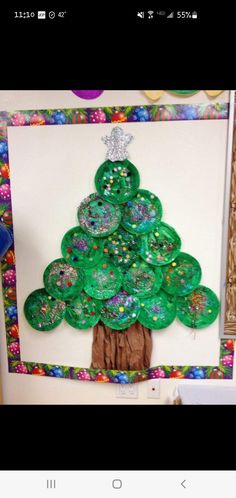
<box><xmin>123</xmin><ymin>260</ymin><xmax>163</xmax><ymax>298</ymax></box>
<box><xmin>61</xmin><ymin>226</ymin><xmax>104</xmax><ymax>269</ymax></box>
<box><xmin>139</xmin><ymin>222</ymin><xmax>181</xmax><ymax>266</ymax></box>
<box><xmin>78</xmin><ymin>193</ymin><xmax>121</xmax><ymax>237</ymax></box>
<box><xmin>176</xmin><ymin>285</ymin><xmax>220</xmax><ymax>329</ymax></box>
<box><xmin>103</xmin><ymin>227</ymin><xmax>140</xmax><ymax>269</ymax></box>
<box><xmin>138</xmin><ymin>290</ymin><xmax>176</xmax><ymax>330</ymax></box>
<box><xmin>24</xmin><ymin>288</ymin><xmax>66</xmax><ymax>331</ymax></box>
<box><xmin>84</xmin><ymin>260</ymin><xmax>123</xmax><ymax>300</ymax></box>
<box><xmin>121</xmin><ymin>189</ymin><xmax>162</xmax><ymax>235</ymax></box>
<box><xmin>43</xmin><ymin>258</ymin><xmax>85</xmax><ymax>301</ymax></box>
<box><xmin>167</xmin><ymin>90</ymin><xmax>198</xmax><ymax>96</ymax></box>
<box><xmin>95</xmin><ymin>159</ymin><xmax>140</xmax><ymax>204</ymax></box>
<box><xmin>65</xmin><ymin>291</ymin><xmax>102</xmax><ymax>329</ymax></box>
<box><xmin>161</xmin><ymin>252</ymin><xmax>201</xmax><ymax>296</ymax></box>
<box><xmin>101</xmin><ymin>291</ymin><xmax>141</xmax><ymax>330</ymax></box>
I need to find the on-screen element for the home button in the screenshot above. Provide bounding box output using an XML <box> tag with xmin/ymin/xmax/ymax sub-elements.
<box><xmin>112</xmin><ymin>479</ymin><xmax>122</xmax><ymax>489</ymax></box>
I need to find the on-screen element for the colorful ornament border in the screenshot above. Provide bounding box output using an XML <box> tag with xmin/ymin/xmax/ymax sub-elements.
<box><xmin>0</xmin><ymin>102</ymin><xmax>234</xmax><ymax>383</ymax></box>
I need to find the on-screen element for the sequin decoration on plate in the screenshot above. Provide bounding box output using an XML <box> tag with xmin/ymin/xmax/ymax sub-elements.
<box><xmin>121</xmin><ymin>189</ymin><xmax>162</xmax><ymax>235</ymax></box>
<box><xmin>78</xmin><ymin>193</ymin><xmax>121</xmax><ymax>237</ymax></box>
<box><xmin>139</xmin><ymin>222</ymin><xmax>181</xmax><ymax>266</ymax></box>
<box><xmin>123</xmin><ymin>260</ymin><xmax>163</xmax><ymax>298</ymax></box>
<box><xmin>161</xmin><ymin>252</ymin><xmax>201</xmax><ymax>296</ymax></box>
<box><xmin>101</xmin><ymin>291</ymin><xmax>141</xmax><ymax>330</ymax></box>
<box><xmin>43</xmin><ymin>258</ymin><xmax>85</xmax><ymax>301</ymax></box>
<box><xmin>65</xmin><ymin>291</ymin><xmax>102</xmax><ymax>329</ymax></box>
<box><xmin>176</xmin><ymin>285</ymin><xmax>220</xmax><ymax>328</ymax></box>
<box><xmin>95</xmin><ymin>159</ymin><xmax>140</xmax><ymax>204</ymax></box>
<box><xmin>103</xmin><ymin>227</ymin><xmax>140</xmax><ymax>269</ymax></box>
<box><xmin>138</xmin><ymin>290</ymin><xmax>176</xmax><ymax>330</ymax></box>
<box><xmin>24</xmin><ymin>288</ymin><xmax>66</xmax><ymax>331</ymax></box>
<box><xmin>61</xmin><ymin>226</ymin><xmax>104</xmax><ymax>269</ymax></box>
<box><xmin>84</xmin><ymin>260</ymin><xmax>123</xmax><ymax>299</ymax></box>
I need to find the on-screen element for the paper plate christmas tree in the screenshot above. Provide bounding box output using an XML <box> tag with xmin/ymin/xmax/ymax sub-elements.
<box><xmin>24</xmin><ymin>126</ymin><xmax>220</xmax><ymax>370</ymax></box>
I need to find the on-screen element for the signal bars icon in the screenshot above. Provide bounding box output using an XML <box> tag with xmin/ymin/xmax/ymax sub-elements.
<box><xmin>137</xmin><ymin>10</ymin><xmax>176</xmax><ymax>19</ymax></box>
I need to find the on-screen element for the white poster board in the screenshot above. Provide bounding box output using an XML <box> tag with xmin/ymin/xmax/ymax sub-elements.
<box><xmin>8</xmin><ymin>118</ymin><xmax>227</xmax><ymax>369</ymax></box>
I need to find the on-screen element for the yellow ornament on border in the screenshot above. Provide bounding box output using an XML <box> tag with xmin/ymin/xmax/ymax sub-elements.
<box><xmin>143</xmin><ymin>90</ymin><xmax>224</xmax><ymax>101</ymax></box>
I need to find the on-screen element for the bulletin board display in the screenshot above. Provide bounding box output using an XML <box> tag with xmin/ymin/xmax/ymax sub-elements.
<box><xmin>223</xmin><ymin>122</ymin><xmax>236</xmax><ymax>336</ymax></box>
<box><xmin>0</xmin><ymin>101</ymin><xmax>234</xmax><ymax>383</ymax></box>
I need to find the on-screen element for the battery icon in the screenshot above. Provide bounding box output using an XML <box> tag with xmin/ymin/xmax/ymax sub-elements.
<box><xmin>192</xmin><ymin>11</ymin><xmax>197</xmax><ymax>19</ymax></box>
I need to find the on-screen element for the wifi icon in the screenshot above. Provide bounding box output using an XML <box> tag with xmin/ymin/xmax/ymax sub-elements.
<box><xmin>148</xmin><ymin>10</ymin><xmax>154</xmax><ymax>19</ymax></box>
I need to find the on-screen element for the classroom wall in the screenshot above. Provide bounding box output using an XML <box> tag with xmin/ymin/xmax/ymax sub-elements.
<box><xmin>0</xmin><ymin>90</ymin><xmax>235</xmax><ymax>404</ymax></box>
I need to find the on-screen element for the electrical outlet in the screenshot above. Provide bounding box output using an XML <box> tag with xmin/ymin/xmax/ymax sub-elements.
<box><xmin>116</xmin><ymin>384</ymin><xmax>139</xmax><ymax>399</ymax></box>
<box><xmin>147</xmin><ymin>379</ymin><xmax>161</xmax><ymax>399</ymax></box>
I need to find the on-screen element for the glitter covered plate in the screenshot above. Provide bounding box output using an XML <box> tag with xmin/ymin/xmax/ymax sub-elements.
<box><xmin>24</xmin><ymin>288</ymin><xmax>66</xmax><ymax>331</ymax></box>
<box><xmin>65</xmin><ymin>291</ymin><xmax>102</xmax><ymax>329</ymax></box>
<box><xmin>176</xmin><ymin>285</ymin><xmax>220</xmax><ymax>328</ymax></box>
<box><xmin>43</xmin><ymin>258</ymin><xmax>85</xmax><ymax>301</ymax></box>
<box><xmin>78</xmin><ymin>193</ymin><xmax>121</xmax><ymax>237</ymax></box>
<box><xmin>103</xmin><ymin>227</ymin><xmax>140</xmax><ymax>269</ymax></box>
<box><xmin>95</xmin><ymin>159</ymin><xmax>140</xmax><ymax>204</ymax></box>
<box><xmin>101</xmin><ymin>291</ymin><xmax>141</xmax><ymax>330</ymax></box>
<box><xmin>84</xmin><ymin>260</ymin><xmax>123</xmax><ymax>300</ymax></box>
<box><xmin>139</xmin><ymin>222</ymin><xmax>181</xmax><ymax>266</ymax></box>
<box><xmin>121</xmin><ymin>189</ymin><xmax>162</xmax><ymax>235</ymax></box>
<box><xmin>138</xmin><ymin>290</ymin><xmax>176</xmax><ymax>330</ymax></box>
<box><xmin>161</xmin><ymin>252</ymin><xmax>202</xmax><ymax>296</ymax></box>
<box><xmin>61</xmin><ymin>226</ymin><xmax>104</xmax><ymax>269</ymax></box>
<box><xmin>123</xmin><ymin>260</ymin><xmax>163</xmax><ymax>298</ymax></box>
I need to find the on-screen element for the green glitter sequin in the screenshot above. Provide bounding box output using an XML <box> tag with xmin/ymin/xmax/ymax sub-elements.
<box><xmin>95</xmin><ymin>159</ymin><xmax>140</xmax><ymax>204</ymax></box>
<box><xmin>43</xmin><ymin>258</ymin><xmax>84</xmax><ymax>301</ymax></box>
<box><xmin>176</xmin><ymin>285</ymin><xmax>220</xmax><ymax>328</ymax></box>
<box><xmin>61</xmin><ymin>226</ymin><xmax>104</xmax><ymax>269</ymax></box>
<box><xmin>138</xmin><ymin>290</ymin><xmax>176</xmax><ymax>330</ymax></box>
<box><xmin>139</xmin><ymin>222</ymin><xmax>181</xmax><ymax>266</ymax></box>
<box><xmin>65</xmin><ymin>291</ymin><xmax>102</xmax><ymax>329</ymax></box>
<box><xmin>121</xmin><ymin>189</ymin><xmax>162</xmax><ymax>235</ymax></box>
<box><xmin>123</xmin><ymin>260</ymin><xmax>163</xmax><ymax>298</ymax></box>
<box><xmin>78</xmin><ymin>193</ymin><xmax>121</xmax><ymax>237</ymax></box>
<box><xmin>103</xmin><ymin>227</ymin><xmax>140</xmax><ymax>269</ymax></box>
<box><xmin>161</xmin><ymin>252</ymin><xmax>201</xmax><ymax>296</ymax></box>
<box><xmin>101</xmin><ymin>291</ymin><xmax>141</xmax><ymax>330</ymax></box>
<box><xmin>24</xmin><ymin>288</ymin><xmax>66</xmax><ymax>331</ymax></box>
<box><xmin>84</xmin><ymin>260</ymin><xmax>123</xmax><ymax>299</ymax></box>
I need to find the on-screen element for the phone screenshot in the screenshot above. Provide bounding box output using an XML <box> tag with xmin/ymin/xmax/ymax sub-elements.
<box><xmin>0</xmin><ymin>5</ymin><xmax>235</xmax><ymax>496</ymax></box>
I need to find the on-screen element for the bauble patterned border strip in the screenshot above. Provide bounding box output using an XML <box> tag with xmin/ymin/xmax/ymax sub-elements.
<box><xmin>0</xmin><ymin>102</ymin><xmax>229</xmax><ymax>126</ymax></box>
<box><xmin>0</xmin><ymin>102</ymin><xmax>233</xmax><ymax>382</ymax></box>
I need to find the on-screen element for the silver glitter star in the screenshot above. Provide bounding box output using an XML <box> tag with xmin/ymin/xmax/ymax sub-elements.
<box><xmin>102</xmin><ymin>127</ymin><xmax>133</xmax><ymax>162</ymax></box>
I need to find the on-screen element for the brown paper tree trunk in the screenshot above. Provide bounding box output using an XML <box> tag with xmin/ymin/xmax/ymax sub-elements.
<box><xmin>91</xmin><ymin>321</ymin><xmax>152</xmax><ymax>371</ymax></box>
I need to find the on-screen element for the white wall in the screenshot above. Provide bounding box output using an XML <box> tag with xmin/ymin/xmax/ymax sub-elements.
<box><xmin>0</xmin><ymin>90</ymin><xmax>235</xmax><ymax>404</ymax></box>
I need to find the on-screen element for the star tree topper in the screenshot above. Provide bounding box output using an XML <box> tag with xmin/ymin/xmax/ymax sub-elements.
<box><xmin>102</xmin><ymin>127</ymin><xmax>133</xmax><ymax>162</ymax></box>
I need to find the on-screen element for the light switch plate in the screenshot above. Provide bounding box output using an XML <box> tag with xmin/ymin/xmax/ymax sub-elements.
<box><xmin>116</xmin><ymin>384</ymin><xmax>139</xmax><ymax>399</ymax></box>
<box><xmin>147</xmin><ymin>380</ymin><xmax>161</xmax><ymax>399</ymax></box>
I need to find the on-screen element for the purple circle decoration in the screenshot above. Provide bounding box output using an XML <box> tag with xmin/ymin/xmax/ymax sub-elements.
<box><xmin>71</xmin><ymin>90</ymin><xmax>104</xmax><ymax>99</ymax></box>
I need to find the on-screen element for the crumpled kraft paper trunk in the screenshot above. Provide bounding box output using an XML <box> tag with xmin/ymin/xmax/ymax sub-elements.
<box><xmin>91</xmin><ymin>321</ymin><xmax>152</xmax><ymax>370</ymax></box>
